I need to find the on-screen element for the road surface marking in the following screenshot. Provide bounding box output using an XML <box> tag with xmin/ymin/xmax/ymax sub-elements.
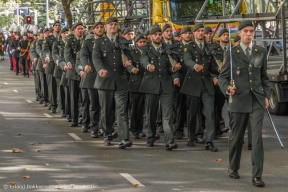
<box><xmin>26</xmin><ymin>99</ymin><xmax>33</xmax><ymax>103</ymax></box>
<box><xmin>43</xmin><ymin>113</ymin><xmax>53</xmax><ymax>118</ymax></box>
<box><xmin>120</xmin><ymin>173</ymin><xmax>145</xmax><ymax>187</ymax></box>
<box><xmin>68</xmin><ymin>133</ymin><xmax>82</xmax><ymax>141</ymax></box>
<box><xmin>4</xmin><ymin>82</ymin><xmax>8</xmax><ymax>85</ymax></box>
<box><xmin>13</xmin><ymin>90</ymin><xmax>18</xmax><ymax>93</ymax></box>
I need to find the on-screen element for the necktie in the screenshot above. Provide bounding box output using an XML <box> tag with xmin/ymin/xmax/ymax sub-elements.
<box><xmin>157</xmin><ymin>47</ymin><xmax>160</xmax><ymax>54</ymax></box>
<box><xmin>245</xmin><ymin>47</ymin><xmax>251</xmax><ymax>61</ymax></box>
<box><xmin>199</xmin><ymin>43</ymin><xmax>202</xmax><ymax>50</ymax></box>
<box><xmin>111</xmin><ymin>38</ymin><xmax>114</xmax><ymax>43</ymax></box>
<box><xmin>167</xmin><ymin>42</ymin><xmax>171</xmax><ymax>45</ymax></box>
<box><xmin>224</xmin><ymin>47</ymin><xmax>227</xmax><ymax>51</ymax></box>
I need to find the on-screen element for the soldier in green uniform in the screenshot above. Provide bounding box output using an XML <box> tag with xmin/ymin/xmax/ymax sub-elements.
<box><xmin>204</xmin><ymin>26</ymin><xmax>214</xmax><ymax>44</ymax></box>
<box><xmin>211</xmin><ymin>28</ymin><xmax>230</xmax><ymax>139</ymax></box>
<box><xmin>11</xmin><ymin>32</ymin><xmax>21</xmax><ymax>75</ymax></box>
<box><xmin>139</xmin><ymin>25</ymin><xmax>180</xmax><ymax>150</ymax></box>
<box><xmin>19</xmin><ymin>33</ymin><xmax>31</xmax><ymax>77</ymax></box>
<box><xmin>0</xmin><ymin>30</ymin><xmax>5</xmax><ymax>61</ymax></box>
<box><xmin>234</xmin><ymin>35</ymin><xmax>241</xmax><ymax>46</ymax></box>
<box><xmin>92</xmin><ymin>17</ymin><xmax>132</xmax><ymax>149</ymax></box>
<box><xmin>126</xmin><ymin>33</ymin><xmax>147</xmax><ymax>139</ymax></box>
<box><xmin>80</xmin><ymin>22</ymin><xmax>105</xmax><ymax>136</ymax></box>
<box><xmin>64</xmin><ymin>22</ymin><xmax>85</xmax><ymax>127</ymax></box>
<box><xmin>58</xmin><ymin>28</ymin><xmax>72</xmax><ymax>122</ymax></box>
<box><xmin>173</xmin><ymin>30</ymin><xmax>181</xmax><ymax>42</ymax></box>
<box><xmin>173</xmin><ymin>26</ymin><xmax>191</xmax><ymax>140</ymax></box>
<box><xmin>181</xmin><ymin>23</ymin><xmax>219</xmax><ymax>151</ymax></box>
<box><xmin>218</xmin><ymin>21</ymin><xmax>270</xmax><ymax>187</ymax></box>
<box><xmin>52</xmin><ymin>27</ymin><xmax>69</xmax><ymax>117</ymax></box>
<box><xmin>36</xmin><ymin>28</ymin><xmax>49</xmax><ymax>106</ymax></box>
<box><xmin>42</xmin><ymin>21</ymin><xmax>61</xmax><ymax>113</ymax></box>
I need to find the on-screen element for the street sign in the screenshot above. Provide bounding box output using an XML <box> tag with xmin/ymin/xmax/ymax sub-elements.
<box><xmin>61</xmin><ymin>22</ymin><xmax>66</xmax><ymax>27</ymax></box>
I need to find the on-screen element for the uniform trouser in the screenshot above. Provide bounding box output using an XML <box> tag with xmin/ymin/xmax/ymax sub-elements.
<box><xmin>15</xmin><ymin>57</ymin><xmax>20</xmax><ymax>74</ymax></box>
<box><xmin>173</xmin><ymin>91</ymin><xmax>187</xmax><ymax>133</ymax></box>
<box><xmin>98</xmin><ymin>89</ymin><xmax>129</xmax><ymax>141</ymax></box>
<box><xmin>88</xmin><ymin>89</ymin><xmax>100</xmax><ymax>133</ymax></box>
<box><xmin>247</xmin><ymin>123</ymin><xmax>252</xmax><ymax>144</ymax></box>
<box><xmin>129</xmin><ymin>92</ymin><xmax>145</xmax><ymax>135</ymax></box>
<box><xmin>81</xmin><ymin>88</ymin><xmax>90</xmax><ymax>127</ymax></box>
<box><xmin>64</xmin><ymin>86</ymin><xmax>71</xmax><ymax>118</ymax></box>
<box><xmin>69</xmin><ymin>80</ymin><xmax>80</xmax><ymax>124</ymax></box>
<box><xmin>146</xmin><ymin>92</ymin><xmax>174</xmax><ymax>145</ymax></box>
<box><xmin>195</xmin><ymin>103</ymin><xmax>205</xmax><ymax>138</ymax></box>
<box><xmin>39</xmin><ymin>71</ymin><xmax>48</xmax><ymax>103</ymax></box>
<box><xmin>33</xmin><ymin>64</ymin><xmax>41</xmax><ymax>98</ymax></box>
<box><xmin>9</xmin><ymin>53</ymin><xmax>13</xmax><ymax>69</ymax></box>
<box><xmin>55</xmin><ymin>77</ymin><xmax>65</xmax><ymax>112</ymax></box>
<box><xmin>229</xmin><ymin>96</ymin><xmax>264</xmax><ymax>178</ymax></box>
<box><xmin>22</xmin><ymin>58</ymin><xmax>29</xmax><ymax>74</ymax></box>
<box><xmin>46</xmin><ymin>74</ymin><xmax>57</xmax><ymax>109</ymax></box>
<box><xmin>214</xmin><ymin>93</ymin><xmax>226</xmax><ymax>132</ymax></box>
<box><xmin>186</xmin><ymin>85</ymin><xmax>215</xmax><ymax>143</ymax></box>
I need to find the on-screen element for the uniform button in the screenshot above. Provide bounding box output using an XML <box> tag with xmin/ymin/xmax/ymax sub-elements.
<box><xmin>114</xmin><ymin>63</ymin><xmax>116</xmax><ymax>64</ymax></box>
<box><xmin>202</xmin><ymin>76</ymin><xmax>204</xmax><ymax>78</ymax></box>
<box><xmin>159</xmin><ymin>75</ymin><xmax>161</xmax><ymax>77</ymax></box>
<box><xmin>159</xmin><ymin>69</ymin><xmax>161</xmax><ymax>71</ymax></box>
<box><xmin>114</xmin><ymin>69</ymin><xmax>116</xmax><ymax>71</ymax></box>
<box><xmin>188</xmin><ymin>77</ymin><xmax>190</xmax><ymax>78</ymax></box>
<box><xmin>113</xmin><ymin>56</ymin><xmax>115</xmax><ymax>58</ymax></box>
<box><xmin>251</xmin><ymin>88</ymin><xmax>253</xmax><ymax>90</ymax></box>
<box><xmin>159</xmin><ymin>64</ymin><xmax>160</xmax><ymax>66</ymax></box>
<box><xmin>113</xmin><ymin>50</ymin><xmax>115</xmax><ymax>52</ymax></box>
<box><xmin>250</xmin><ymin>80</ymin><xmax>252</xmax><ymax>82</ymax></box>
<box><xmin>249</xmin><ymin>72</ymin><xmax>252</xmax><ymax>75</ymax></box>
<box><xmin>158</xmin><ymin>57</ymin><xmax>160</xmax><ymax>59</ymax></box>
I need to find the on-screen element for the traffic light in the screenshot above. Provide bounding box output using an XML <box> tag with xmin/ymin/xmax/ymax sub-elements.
<box><xmin>26</xmin><ymin>16</ymin><xmax>32</xmax><ymax>24</ymax></box>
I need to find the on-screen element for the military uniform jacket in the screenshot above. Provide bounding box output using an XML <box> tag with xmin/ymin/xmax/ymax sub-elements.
<box><xmin>36</xmin><ymin>39</ymin><xmax>45</xmax><ymax>72</ymax></box>
<box><xmin>19</xmin><ymin>39</ymin><xmax>30</xmax><ymax>59</ymax></box>
<box><xmin>80</xmin><ymin>34</ymin><xmax>97</xmax><ymax>89</ymax></box>
<box><xmin>218</xmin><ymin>44</ymin><xmax>270</xmax><ymax>113</ymax></box>
<box><xmin>11</xmin><ymin>39</ymin><xmax>20</xmax><ymax>58</ymax></box>
<box><xmin>29</xmin><ymin>41</ymin><xmax>38</xmax><ymax>62</ymax></box>
<box><xmin>139</xmin><ymin>43</ymin><xmax>176</xmax><ymax>94</ymax></box>
<box><xmin>92</xmin><ymin>35</ymin><xmax>128</xmax><ymax>90</ymax></box>
<box><xmin>127</xmin><ymin>47</ymin><xmax>145</xmax><ymax>93</ymax></box>
<box><xmin>64</xmin><ymin>35</ymin><xmax>83</xmax><ymax>81</ymax></box>
<box><xmin>52</xmin><ymin>40</ymin><xmax>64</xmax><ymax>78</ymax></box>
<box><xmin>172</xmin><ymin>41</ymin><xmax>189</xmax><ymax>91</ymax></box>
<box><xmin>58</xmin><ymin>40</ymin><xmax>69</xmax><ymax>86</ymax></box>
<box><xmin>181</xmin><ymin>41</ymin><xmax>219</xmax><ymax>97</ymax></box>
<box><xmin>42</xmin><ymin>34</ymin><xmax>60</xmax><ymax>74</ymax></box>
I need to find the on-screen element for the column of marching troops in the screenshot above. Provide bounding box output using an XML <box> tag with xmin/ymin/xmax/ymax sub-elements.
<box><xmin>6</xmin><ymin>18</ymin><xmax>269</xmax><ymax>187</ymax></box>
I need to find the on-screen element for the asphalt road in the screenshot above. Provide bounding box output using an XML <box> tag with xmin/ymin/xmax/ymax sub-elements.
<box><xmin>0</xmin><ymin>57</ymin><xmax>287</xmax><ymax>192</ymax></box>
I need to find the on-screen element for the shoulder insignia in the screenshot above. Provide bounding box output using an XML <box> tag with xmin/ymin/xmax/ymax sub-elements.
<box><xmin>65</xmin><ymin>41</ymin><xmax>68</xmax><ymax>46</ymax></box>
<box><xmin>193</xmin><ymin>44</ymin><xmax>195</xmax><ymax>48</ymax></box>
<box><xmin>85</xmin><ymin>34</ymin><xmax>93</xmax><ymax>40</ymax></box>
<box><xmin>93</xmin><ymin>41</ymin><xmax>96</xmax><ymax>48</ymax></box>
<box><xmin>236</xmin><ymin>49</ymin><xmax>240</xmax><ymax>54</ymax></box>
<box><xmin>184</xmin><ymin>47</ymin><xmax>187</xmax><ymax>52</ymax></box>
<box><xmin>254</xmin><ymin>48</ymin><xmax>258</xmax><ymax>53</ymax></box>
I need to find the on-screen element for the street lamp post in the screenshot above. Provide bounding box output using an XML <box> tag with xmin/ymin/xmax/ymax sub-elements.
<box><xmin>71</xmin><ymin>7</ymin><xmax>77</xmax><ymax>24</ymax></box>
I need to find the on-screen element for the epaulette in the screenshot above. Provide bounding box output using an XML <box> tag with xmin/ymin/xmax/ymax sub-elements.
<box><xmin>85</xmin><ymin>34</ymin><xmax>94</xmax><ymax>40</ymax></box>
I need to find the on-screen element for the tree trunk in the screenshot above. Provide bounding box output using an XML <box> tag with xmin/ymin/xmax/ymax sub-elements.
<box><xmin>61</xmin><ymin>0</ymin><xmax>74</xmax><ymax>28</ymax></box>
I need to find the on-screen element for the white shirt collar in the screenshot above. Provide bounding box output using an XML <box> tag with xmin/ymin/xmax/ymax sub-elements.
<box><xmin>240</xmin><ymin>42</ymin><xmax>253</xmax><ymax>52</ymax></box>
<box><xmin>106</xmin><ymin>34</ymin><xmax>117</xmax><ymax>42</ymax></box>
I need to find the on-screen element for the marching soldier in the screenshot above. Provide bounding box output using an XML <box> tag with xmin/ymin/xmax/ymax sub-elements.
<box><xmin>234</xmin><ymin>35</ymin><xmax>241</xmax><ymax>46</ymax></box>
<box><xmin>36</xmin><ymin>28</ymin><xmax>49</xmax><ymax>106</ymax></box>
<box><xmin>19</xmin><ymin>33</ymin><xmax>31</xmax><ymax>77</ymax></box>
<box><xmin>64</xmin><ymin>22</ymin><xmax>85</xmax><ymax>127</ymax></box>
<box><xmin>181</xmin><ymin>23</ymin><xmax>219</xmax><ymax>151</ymax></box>
<box><xmin>173</xmin><ymin>26</ymin><xmax>191</xmax><ymax>140</ymax></box>
<box><xmin>11</xmin><ymin>32</ymin><xmax>21</xmax><ymax>75</ymax></box>
<box><xmin>218</xmin><ymin>21</ymin><xmax>270</xmax><ymax>187</ymax></box>
<box><xmin>139</xmin><ymin>25</ymin><xmax>180</xmax><ymax>150</ymax></box>
<box><xmin>0</xmin><ymin>30</ymin><xmax>5</xmax><ymax>61</ymax></box>
<box><xmin>173</xmin><ymin>30</ymin><xmax>181</xmax><ymax>42</ymax></box>
<box><xmin>204</xmin><ymin>26</ymin><xmax>214</xmax><ymax>44</ymax></box>
<box><xmin>211</xmin><ymin>28</ymin><xmax>230</xmax><ymax>138</ymax></box>
<box><xmin>80</xmin><ymin>22</ymin><xmax>105</xmax><ymax>136</ymax></box>
<box><xmin>42</xmin><ymin>21</ymin><xmax>61</xmax><ymax>113</ymax></box>
<box><xmin>7</xmin><ymin>26</ymin><xmax>15</xmax><ymax>70</ymax></box>
<box><xmin>127</xmin><ymin>33</ymin><xmax>147</xmax><ymax>139</ymax></box>
<box><xmin>52</xmin><ymin>27</ymin><xmax>70</xmax><ymax>117</ymax></box>
<box><xmin>92</xmin><ymin>17</ymin><xmax>132</xmax><ymax>149</ymax></box>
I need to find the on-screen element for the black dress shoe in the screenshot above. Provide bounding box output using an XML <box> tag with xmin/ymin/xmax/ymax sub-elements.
<box><xmin>26</xmin><ymin>73</ymin><xmax>29</xmax><ymax>78</ymax></box>
<box><xmin>48</xmin><ymin>107</ymin><xmax>51</xmax><ymax>110</ymax></box>
<box><xmin>187</xmin><ymin>141</ymin><xmax>195</xmax><ymax>147</ymax></box>
<box><xmin>174</xmin><ymin>131</ymin><xmax>183</xmax><ymax>139</ymax></box>
<box><xmin>213</xmin><ymin>135</ymin><xmax>218</xmax><ymax>140</ymax></box>
<box><xmin>133</xmin><ymin>134</ymin><xmax>140</xmax><ymax>139</ymax></box>
<box><xmin>155</xmin><ymin>135</ymin><xmax>160</xmax><ymax>140</ymax></box>
<box><xmin>112</xmin><ymin>131</ymin><xmax>118</xmax><ymax>139</ymax></box>
<box><xmin>205</xmin><ymin>142</ymin><xmax>218</xmax><ymax>152</ymax></box>
<box><xmin>70</xmin><ymin>123</ymin><xmax>78</xmax><ymax>127</ymax></box>
<box><xmin>252</xmin><ymin>177</ymin><xmax>265</xmax><ymax>187</ymax></box>
<box><xmin>139</xmin><ymin>132</ymin><xmax>146</xmax><ymax>137</ymax></box>
<box><xmin>50</xmin><ymin>108</ymin><xmax>56</xmax><ymax>113</ymax></box>
<box><xmin>43</xmin><ymin>102</ymin><xmax>47</xmax><ymax>107</ymax></box>
<box><xmin>78</xmin><ymin>118</ymin><xmax>82</xmax><ymax>124</ymax></box>
<box><xmin>66</xmin><ymin>118</ymin><xmax>72</xmax><ymax>122</ymax></box>
<box><xmin>61</xmin><ymin>113</ymin><xmax>66</xmax><ymax>117</ymax></box>
<box><xmin>166</xmin><ymin>143</ymin><xmax>178</xmax><ymax>151</ymax></box>
<box><xmin>220</xmin><ymin>127</ymin><xmax>229</xmax><ymax>133</ymax></box>
<box><xmin>248</xmin><ymin>143</ymin><xmax>252</xmax><ymax>150</ymax></box>
<box><xmin>147</xmin><ymin>142</ymin><xmax>154</xmax><ymax>147</ymax></box>
<box><xmin>104</xmin><ymin>137</ymin><xmax>112</xmax><ymax>146</ymax></box>
<box><xmin>91</xmin><ymin>131</ymin><xmax>99</xmax><ymax>138</ymax></box>
<box><xmin>229</xmin><ymin>171</ymin><xmax>240</xmax><ymax>179</ymax></box>
<box><xmin>98</xmin><ymin>129</ymin><xmax>104</xmax><ymax>136</ymax></box>
<box><xmin>158</xmin><ymin>126</ymin><xmax>164</xmax><ymax>133</ymax></box>
<box><xmin>119</xmin><ymin>140</ymin><xmax>133</xmax><ymax>149</ymax></box>
<box><xmin>194</xmin><ymin>137</ymin><xmax>205</xmax><ymax>144</ymax></box>
<box><xmin>81</xmin><ymin>126</ymin><xmax>88</xmax><ymax>133</ymax></box>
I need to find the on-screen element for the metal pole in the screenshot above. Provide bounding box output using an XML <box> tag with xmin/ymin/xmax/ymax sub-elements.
<box><xmin>281</xmin><ymin>4</ymin><xmax>287</xmax><ymax>73</ymax></box>
<box><xmin>34</xmin><ymin>10</ymin><xmax>38</xmax><ymax>25</ymax></box>
<box><xmin>17</xmin><ymin>8</ymin><xmax>20</xmax><ymax>26</ymax></box>
<box><xmin>46</xmin><ymin>0</ymin><xmax>49</xmax><ymax>27</ymax></box>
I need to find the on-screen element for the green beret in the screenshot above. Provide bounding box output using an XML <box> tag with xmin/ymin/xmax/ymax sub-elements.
<box><xmin>61</xmin><ymin>27</ymin><xmax>69</xmax><ymax>33</ymax></box>
<box><xmin>72</xmin><ymin>22</ymin><xmax>84</xmax><ymax>30</ymax></box>
<box><xmin>93</xmin><ymin>22</ymin><xmax>103</xmax><ymax>29</ymax></box>
<box><xmin>193</xmin><ymin>23</ymin><xmax>204</xmax><ymax>32</ymax></box>
<box><xmin>174</xmin><ymin>30</ymin><xmax>180</xmax><ymax>37</ymax></box>
<box><xmin>53</xmin><ymin>20</ymin><xmax>61</xmax><ymax>27</ymax></box>
<box><xmin>218</xmin><ymin>28</ymin><xmax>229</xmax><ymax>37</ymax></box>
<box><xmin>162</xmin><ymin>24</ymin><xmax>171</xmax><ymax>32</ymax></box>
<box><xmin>180</xmin><ymin>26</ymin><xmax>191</xmax><ymax>34</ymax></box>
<box><xmin>43</xmin><ymin>28</ymin><xmax>49</xmax><ymax>33</ymax></box>
<box><xmin>49</xmin><ymin>27</ymin><xmax>53</xmax><ymax>32</ymax></box>
<box><xmin>123</xmin><ymin>27</ymin><xmax>133</xmax><ymax>35</ymax></box>
<box><xmin>105</xmin><ymin>17</ymin><xmax>118</xmax><ymax>25</ymax></box>
<box><xmin>135</xmin><ymin>33</ymin><xmax>147</xmax><ymax>42</ymax></box>
<box><xmin>204</xmin><ymin>26</ymin><xmax>212</xmax><ymax>34</ymax></box>
<box><xmin>238</xmin><ymin>20</ymin><xmax>254</xmax><ymax>30</ymax></box>
<box><xmin>234</xmin><ymin>35</ymin><xmax>241</xmax><ymax>42</ymax></box>
<box><xmin>149</xmin><ymin>26</ymin><xmax>161</xmax><ymax>35</ymax></box>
